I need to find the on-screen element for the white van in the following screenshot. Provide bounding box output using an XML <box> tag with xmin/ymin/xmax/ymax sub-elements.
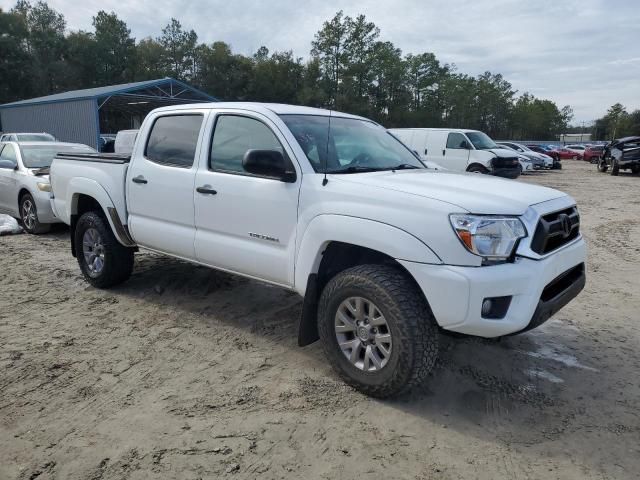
<box><xmin>389</xmin><ymin>128</ymin><xmax>522</xmax><ymax>178</ymax></box>
<box><xmin>114</xmin><ymin>129</ymin><xmax>139</xmax><ymax>155</ymax></box>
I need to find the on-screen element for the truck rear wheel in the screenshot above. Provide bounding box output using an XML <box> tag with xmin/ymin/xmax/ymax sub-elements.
<box><xmin>75</xmin><ymin>211</ymin><xmax>134</xmax><ymax>288</ymax></box>
<box><xmin>317</xmin><ymin>264</ymin><xmax>438</xmax><ymax>398</ymax></box>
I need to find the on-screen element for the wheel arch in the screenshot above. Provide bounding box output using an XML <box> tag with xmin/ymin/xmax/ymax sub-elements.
<box><xmin>66</xmin><ymin>181</ymin><xmax>132</xmax><ymax>256</ymax></box>
<box><xmin>295</xmin><ymin>215</ymin><xmax>441</xmax><ymax>346</ymax></box>
<box><xmin>466</xmin><ymin>162</ymin><xmax>489</xmax><ymax>173</ymax></box>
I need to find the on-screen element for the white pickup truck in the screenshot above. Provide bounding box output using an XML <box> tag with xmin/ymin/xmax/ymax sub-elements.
<box><xmin>50</xmin><ymin>103</ymin><xmax>586</xmax><ymax>397</ymax></box>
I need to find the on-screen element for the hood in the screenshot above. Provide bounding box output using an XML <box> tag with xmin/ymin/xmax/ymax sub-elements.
<box><xmin>486</xmin><ymin>147</ymin><xmax>520</xmax><ymax>158</ymax></box>
<box><xmin>332</xmin><ymin>170</ymin><xmax>567</xmax><ymax>215</ymax></box>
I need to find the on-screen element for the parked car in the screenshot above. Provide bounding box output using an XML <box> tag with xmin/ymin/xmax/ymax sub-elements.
<box><xmin>0</xmin><ymin>141</ymin><xmax>95</xmax><ymax>233</ymax></box>
<box><xmin>597</xmin><ymin>136</ymin><xmax>640</xmax><ymax>175</ymax></box>
<box><xmin>50</xmin><ymin>103</ymin><xmax>586</xmax><ymax>398</ymax></box>
<box><xmin>583</xmin><ymin>145</ymin><xmax>605</xmax><ymax>164</ymax></box>
<box><xmin>497</xmin><ymin>142</ymin><xmax>549</xmax><ymax>169</ymax></box>
<box><xmin>526</xmin><ymin>144</ymin><xmax>562</xmax><ymax>168</ymax></box>
<box><xmin>114</xmin><ymin>129</ymin><xmax>139</xmax><ymax>155</ymax></box>
<box><xmin>557</xmin><ymin>146</ymin><xmax>583</xmax><ymax>160</ymax></box>
<box><xmin>389</xmin><ymin>128</ymin><xmax>521</xmax><ymax>178</ymax></box>
<box><xmin>0</xmin><ymin>132</ymin><xmax>55</xmax><ymax>142</ymax></box>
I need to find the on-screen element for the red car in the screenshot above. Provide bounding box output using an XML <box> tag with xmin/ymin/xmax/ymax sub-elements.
<box><xmin>526</xmin><ymin>144</ymin><xmax>560</xmax><ymax>161</ymax></box>
<box><xmin>556</xmin><ymin>147</ymin><xmax>583</xmax><ymax>160</ymax></box>
<box><xmin>583</xmin><ymin>145</ymin><xmax>605</xmax><ymax>163</ymax></box>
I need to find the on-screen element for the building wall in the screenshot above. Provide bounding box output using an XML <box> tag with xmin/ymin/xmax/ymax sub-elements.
<box><xmin>0</xmin><ymin>99</ymin><xmax>98</xmax><ymax>149</ymax></box>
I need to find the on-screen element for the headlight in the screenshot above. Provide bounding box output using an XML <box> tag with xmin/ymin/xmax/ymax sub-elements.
<box><xmin>450</xmin><ymin>214</ymin><xmax>527</xmax><ymax>261</ymax></box>
<box><xmin>37</xmin><ymin>182</ymin><xmax>51</xmax><ymax>192</ymax></box>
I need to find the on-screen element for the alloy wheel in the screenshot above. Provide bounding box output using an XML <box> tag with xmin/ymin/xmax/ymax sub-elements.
<box><xmin>21</xmin><ymin>199</ymin><xmax>37</xmax><ymax>231</ymax></box>
<box><xmin>335</xmin><ymin>297</ymin><xmax>392</xmax><ymax>372</ymax></box>
<box><xmin>82</xmin><ymin>228</ymin><xmax>106</xmax><ymax>277</ymax></box>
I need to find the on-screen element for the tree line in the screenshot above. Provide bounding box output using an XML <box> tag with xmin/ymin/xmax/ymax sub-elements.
<box><xmin>0</xmin><ymin>1</ymin><xmax>601</xmax><ymax>140</ymax></box>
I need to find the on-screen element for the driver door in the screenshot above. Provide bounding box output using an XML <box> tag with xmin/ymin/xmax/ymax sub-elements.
<box><xmin>443</xmin><ymin>132</ymin><xmax>472</xmax><ymax>171</ymax></box>
<box><xmin>193</xmin><ymin>112</ymin><xmax>301</xmax><ymax>286</ymax></box>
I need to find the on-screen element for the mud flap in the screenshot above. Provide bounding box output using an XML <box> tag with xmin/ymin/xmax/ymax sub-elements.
<box><xmin>298</xmin><ymin>274</ymin><xmax>320</xmax><ymax>346</ymax></box>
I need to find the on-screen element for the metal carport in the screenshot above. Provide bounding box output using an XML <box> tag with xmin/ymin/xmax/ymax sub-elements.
<box><xmin>0</xmin><ymin>78</ymin><xmax>217</xmax><ymax>150</ymax></box>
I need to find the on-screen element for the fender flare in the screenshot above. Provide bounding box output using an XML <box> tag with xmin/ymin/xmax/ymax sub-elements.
<box><xmin>66</xmin><ymin>177</ymin><xmax>133</xmax><ymax>248</ymax></box>
<box><xmin>294</xmin><ymin>214</ymin><xmax>442</xmax><ymax>295</ymax></box>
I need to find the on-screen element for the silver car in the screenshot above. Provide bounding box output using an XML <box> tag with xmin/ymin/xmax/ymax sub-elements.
<box><xmin>0</xmin><ymin>141</ymin><xmax>95</xmax><ymax>233</ymax></box>
<box><xmin>498</xmin><ymin>142</ymin><xmax>553</xmax><ymax>169</ymax></box>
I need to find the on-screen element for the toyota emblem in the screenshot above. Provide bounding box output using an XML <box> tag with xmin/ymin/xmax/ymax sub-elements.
<box><xmin>558</xmin><ymin>214</ymin><xmax>571</xmax><ymax>238</ymax></box>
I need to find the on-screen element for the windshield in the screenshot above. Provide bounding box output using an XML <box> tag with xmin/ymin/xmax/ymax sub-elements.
<box><xmin>279</xmin><ymin>115</ymin><xmax>424</xmax><ymax>173</ymax></box>
<box><xmin>16</xmin><ymin>134</ymin><xmax>55</xmax><ymax>142</ymax></box>
<box><xmin>20</xmin><ymin>144</ymin><xmax>95</xmax><ymax>168</ymax></box>
<box><xmin>466</xmin><ymin>131</ymin><xmax>498</xmax><ymax>150</ymax></box>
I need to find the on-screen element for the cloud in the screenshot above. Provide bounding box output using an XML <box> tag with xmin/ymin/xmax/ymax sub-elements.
<box><xmin>2</xmin><ymin>0</ymin><xmax>638</xmax><ymax>122</ymax></box>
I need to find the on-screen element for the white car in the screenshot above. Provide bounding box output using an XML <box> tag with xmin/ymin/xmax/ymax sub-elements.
<box><xmin>0</xmin><ymin>132</ymin><xmax>55</xmax><ymax>142</ymax></box>
<box><xmin>389</xmin><ymin>128</ymin><xmax>522</xmax><ymax>178</ymax></box>
<box><xmin>0</xmin><ymin>141</ymin><xmax>95</xmax><ymax>233</ymax></box>
<box><xmin>50</xmin><ymin>103</ymin><xmax>586</xmax><ymax>397</ymax></box>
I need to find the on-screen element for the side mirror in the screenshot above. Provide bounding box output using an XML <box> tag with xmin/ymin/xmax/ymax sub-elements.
<box><xmin>243</xmin><ymin>149</ymin><xmax>296</xmax><ymax>182</ymax></box>
<box><xmin>0</xmin><ymin>159</ymin><xmax>17</xmax><ymax>170</ymax></box>
<box><xmin>461</xmin><ymin>140</ymin><xmax>471</xmax><ymax>150</ymax></box>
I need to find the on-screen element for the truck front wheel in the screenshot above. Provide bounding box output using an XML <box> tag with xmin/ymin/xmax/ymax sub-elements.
<box><xmin>317</xmin><ymin>264</ymin><xmax>438</xmax><ymax>398</ymax></box>
<box><xmin>75</xmin><ymin>211</ymin><xmax>134</xmax><ymax>288</ymax></box>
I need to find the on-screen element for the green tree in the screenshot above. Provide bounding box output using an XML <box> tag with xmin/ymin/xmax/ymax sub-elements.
<box><xmin>0</xmin><ymin>7</ymin><xmax>32</xmax><ymax>103</ymax></box>
<box><xmin>158</xmin><ymin>18</ymin><xmax>198</xmax><ymax>80</ymax></box>
<box><xmin>93</xmin><ymin>11</ymin><xmax>135</xmax><ymax>85</ymax></box>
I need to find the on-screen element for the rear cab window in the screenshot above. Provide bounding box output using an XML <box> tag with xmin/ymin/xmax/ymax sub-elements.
<box><xmin>145</xmin><ymin>114</ymin><xmax>204</xmax><ymax>168</ymax></box>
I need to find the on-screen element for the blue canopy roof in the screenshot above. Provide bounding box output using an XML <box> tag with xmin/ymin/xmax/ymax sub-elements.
<box><xmin>0</xmin><ymin>78</ymin><xmax>217</xmax><ymax>109</ymax></box>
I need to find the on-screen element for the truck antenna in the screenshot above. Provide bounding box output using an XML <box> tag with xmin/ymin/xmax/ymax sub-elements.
<box><xmin>322</xmin><ymin>110</ymin><xmax>332</xmax><ymax>186</ymax></box>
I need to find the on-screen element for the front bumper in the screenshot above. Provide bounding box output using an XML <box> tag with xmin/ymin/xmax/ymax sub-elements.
<box><xmin>492</xmin><ymin>166</ymin><xmax>521</xmax><ymax>179</ymax></box>
<box><xmin>399</xmin><ymin>236</ymin><xmax>586</xmax><ymax>337</ymax></box>
<box><xmin>33</xmin><ymin>190</ymin><xmax>61</xmax><ymax>224</ymax></box>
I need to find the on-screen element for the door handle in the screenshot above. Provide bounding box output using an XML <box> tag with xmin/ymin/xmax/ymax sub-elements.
<box><xmin>442</xmin><ymin>149</ymin><xmax>446</xmax><ymax>156</ymax></box>
<box><xmin>132</xmin><ymin>175</ymin><xmax>147</xmax><ymax>184</ymax></box>
<box><xmin>424</xmin><ymin>148</ymin><xmax>428</xmax><ymax>155</ymax></box>
<box><xmin>196</xmin><ymin>186</ymin><xmax>217</xmax><ymax>195</ymax></box>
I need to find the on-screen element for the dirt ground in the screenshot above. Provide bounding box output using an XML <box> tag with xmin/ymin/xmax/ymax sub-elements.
<box><xmin>1</xmin><ymin>160</ymin><xmax>639</xmax><ymax>480</ymax></box>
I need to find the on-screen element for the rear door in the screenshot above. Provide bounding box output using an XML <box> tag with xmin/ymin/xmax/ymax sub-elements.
<box><xmin>442</xmin><ymin>132</ymin><xmax>471</xmax><ymax>171</ymax></box>
<box><xmin>193</xmin><ymin>111</ymin><xmax>301</xmax><ymax>286</ymax></box>
<box><xmin>126</xmin><ymin>111</ymin><xmax>207</xmax><ymax>259</ymax></box>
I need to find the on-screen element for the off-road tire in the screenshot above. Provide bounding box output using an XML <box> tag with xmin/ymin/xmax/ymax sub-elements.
<box><xmin>19</xmin><ymin>193</ymin><xmax>50</xmax><ymax>234</ymax></box>
<box><xmin>317</xmin><ymin>264</ymin><xmax>439</xmax><ymax>398</ymax></box>
<box><xmin>75</xmin><ymin>211</ymin><xmax>134</xmax><ymax>288</ymax></box>
<box><xmin>610</xmin><ymin>158</ymin><xmax>619</xmax><ymax>176</ymax></box>
<box><xmin>597</xmin><ymin>158</ymin><xmax>608</xmax><ymax>172</ymax></box>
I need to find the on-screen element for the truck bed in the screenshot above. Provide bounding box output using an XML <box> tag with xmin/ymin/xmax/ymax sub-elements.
<box><xmin>50</xmin><ymin>153</ymin><xmax>131</xmax><ymax>227</ymax></box>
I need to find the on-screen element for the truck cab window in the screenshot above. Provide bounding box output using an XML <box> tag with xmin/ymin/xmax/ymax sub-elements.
<box><xmin>210</xmin><ymin>115</ymin><xmax>283</xmax><ymax>174</ymax></box>
<box><xmin>145</xmin><ymin>114</ymin><xmax>203</xmax><ymax>168</ymax></box>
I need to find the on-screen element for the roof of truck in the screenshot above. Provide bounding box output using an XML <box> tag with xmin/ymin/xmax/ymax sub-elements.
<box><xmin>388</xmin><ymin>128</ymin><xmax>482</xmax><ymax>133</ymax></box>
<box><xmin>152</xmin><ymin>102</ymin><xmax>371</xmax><ymax>121</ymax></box>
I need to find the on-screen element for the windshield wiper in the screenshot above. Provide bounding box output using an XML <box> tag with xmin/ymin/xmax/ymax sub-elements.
<box><xmin>388</xmin><ymin>163</ymin><xmax>420</xmax><ymax>170</ymax></box>
<box><xmin>325</xmin><ymin>166</ymin><xmax>383</xmax><ymax>174</ymax></box>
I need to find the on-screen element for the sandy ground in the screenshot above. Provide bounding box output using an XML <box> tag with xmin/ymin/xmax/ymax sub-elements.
<box><xmin>1</xmin><ymin>161</ymin><xmax>639</xmax><ymax>480</ymax></box>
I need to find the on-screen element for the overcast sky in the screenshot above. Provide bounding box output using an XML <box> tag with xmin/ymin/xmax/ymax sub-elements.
<box><xmin>3</xmin><ymin>0</ymin><xmax>638</xmax><ymax>123</ymax></box>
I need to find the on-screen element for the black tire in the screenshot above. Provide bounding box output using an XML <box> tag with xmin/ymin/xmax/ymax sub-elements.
<box><xmin>631</xmin><ymin>166</ymin><xmax>640</xmax><ymax>175</ymax></box>
<box><xmin>317</xmin><ymin>264</ymin><xmax>439</xmax><ymax>398</ymax></box>
<box><xmin>75</xmin><ymin>211</ymin><xmax>134</xmax><ymax>288</ymax></box>
<box><xmin>19</xmin><ymin>193</ymin><xmax>50</xmax><ymax>234</ymax></box>
<box><xmin>467</xmin><ymin>164</ymin><xmax>488</xmax><ymax>174</ymax></box>
<box><xmin>597</xmin><ymin>159</ymin><xmax>608</xmax><ymax>172</ymax></box>
<box><xmin>610</xmin><ymin>158</ymin><xmax>619</xmax><ymax>176</ymax></box>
